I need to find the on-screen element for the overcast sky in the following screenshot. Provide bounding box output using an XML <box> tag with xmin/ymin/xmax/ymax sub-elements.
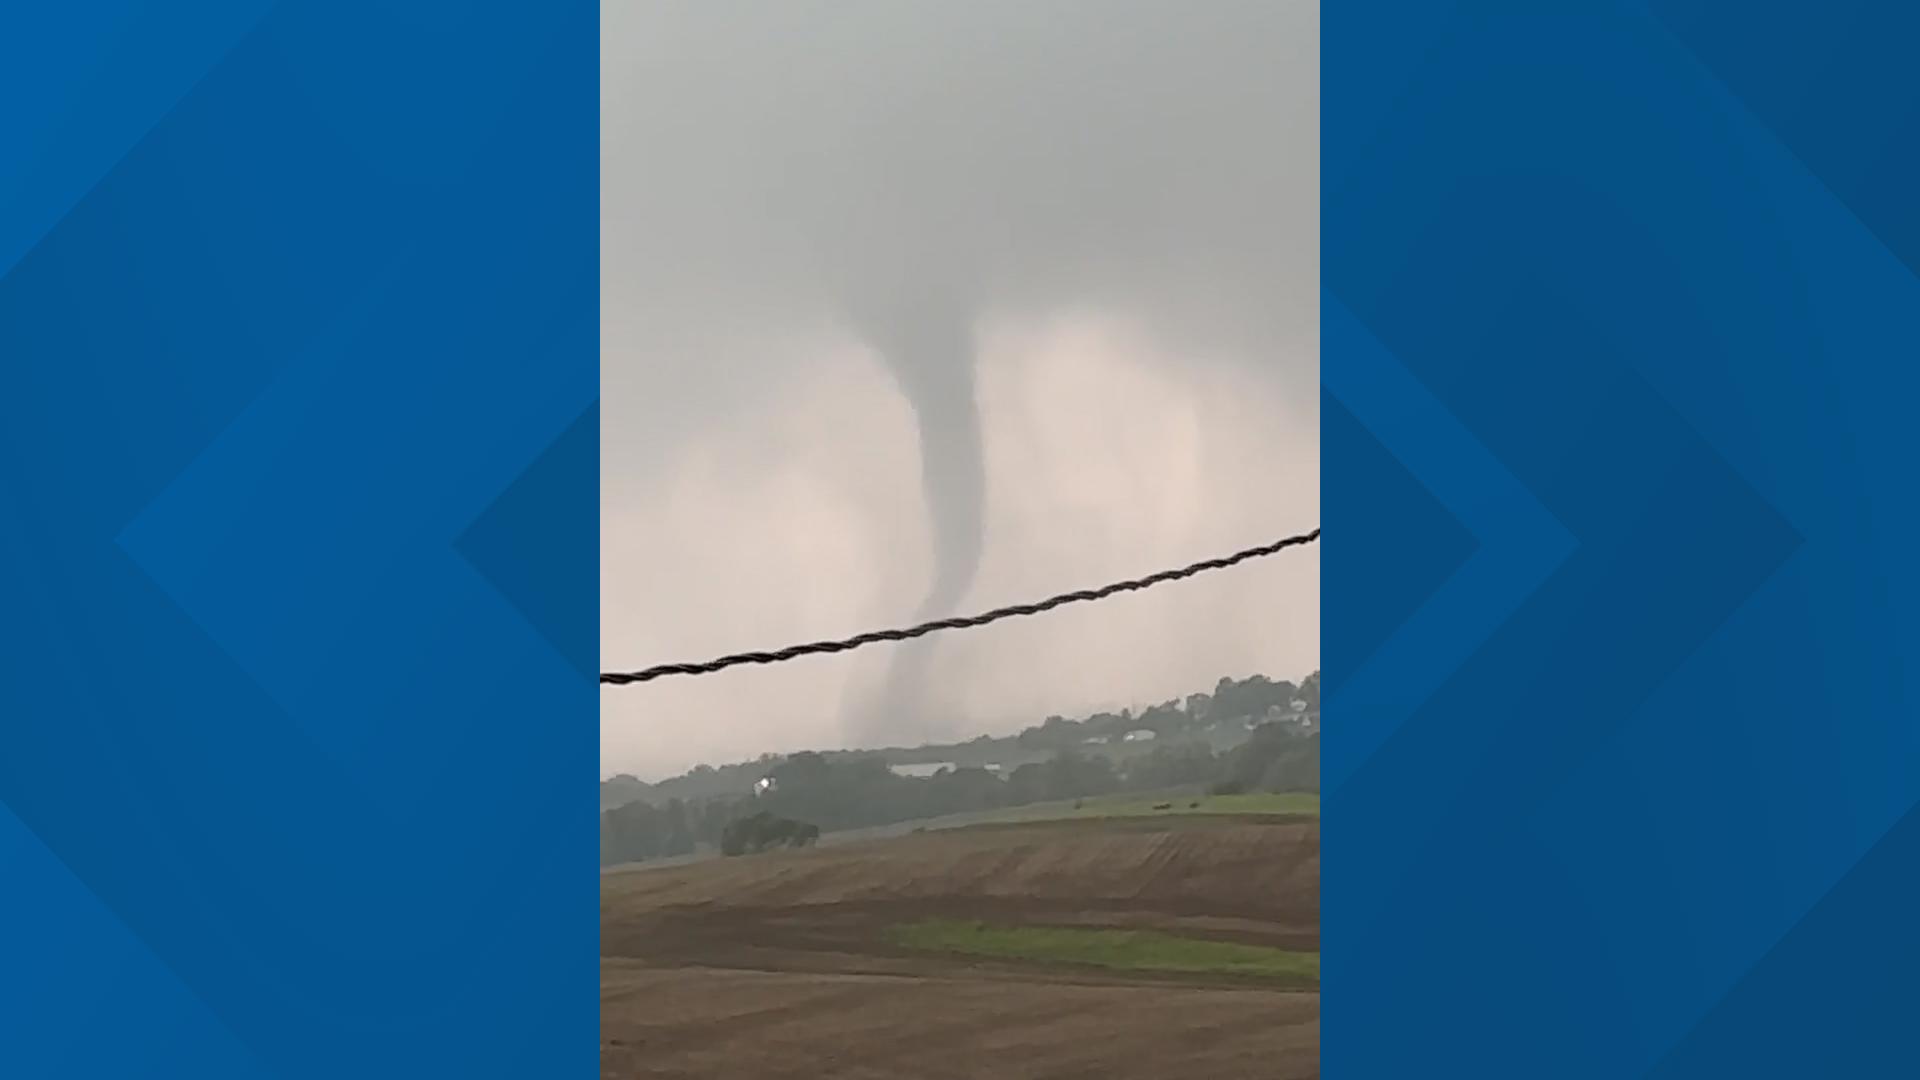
<box><xmin>602</xmin><ymin>1</ymin><xmax>1318</xmax><ymax>780</ymax></box>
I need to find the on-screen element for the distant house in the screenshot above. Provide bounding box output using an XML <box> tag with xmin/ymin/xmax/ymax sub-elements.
<box><xmin>1121</xmin><ymin>729</ymin><xmax>1157</xmax><ymax>743</ymax></box>
<box><xmin>888</xmin><ymin>762</ymin><xmax>955</xmax><ymax>779</ymax></box>
<box><xmin>753</xmin><ymin>776</ymin><xmax>777</xmax><ymax>795</ymax></box>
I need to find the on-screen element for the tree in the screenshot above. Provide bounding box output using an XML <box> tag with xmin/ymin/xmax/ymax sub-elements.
<box><xmin>1125</xmin><ymin>743</ymin><xmax>1218</xmax><ymax>789</ymax></box>
<box><xmin>600</xmin><ymin>774</ymin><xmax>654</xmax><ymax>811</ymax></box>
<box><xmin>1259</xmin><ymin>745</ymin><xmax>1319</xmax><ymax>793</ymax></box>
<box><xmin>601</xmin><ymin>800</ymin><xmax>667</xmax><ymax>865</ymax></box>
<box><xmin>662</xmin><ymin>798</ymin><xmax>694</xmax><ymax>856</ymax></box>
<box><xmin>721</xmin><ymin>811</ymin><xmax>821</xmax><ymax>856</ymax></box>
<box><xmin>1222</xmin><ymin>727</ymin><xmax>1319</xmax><ymax>794</ymax></box>
<box><xmin>1296</xmin><ymin>670</ymin><xmax>1321</xmax><ymax>710</ymax></box>
<box><xmin>1006</xmin><ymin>751</ymin><xmax>1117</xmax><ymax>803</ymax></box>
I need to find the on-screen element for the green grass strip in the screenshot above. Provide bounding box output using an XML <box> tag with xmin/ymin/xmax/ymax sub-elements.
<box><xmin>888</xmin><ymin>919</ymin><xmax>1319</xmax><ymax>983</ymax></box>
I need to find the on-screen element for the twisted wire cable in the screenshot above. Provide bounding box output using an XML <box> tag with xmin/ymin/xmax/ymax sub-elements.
<box><xmin>601</xmin><ymin>527</ymin><xmax>1319</xmax><ymax>685</ymax></box>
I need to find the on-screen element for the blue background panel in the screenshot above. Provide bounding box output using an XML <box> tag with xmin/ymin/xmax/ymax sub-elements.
<box><xmin>2</xmin><ymin>3</ymin><xmax>595</xmax><ymax>1076</ymax></box>
<box><xmin>1326</xmin><ymin>2</ymin><xmax>1920</xmax><ymax>1076</ymax></box>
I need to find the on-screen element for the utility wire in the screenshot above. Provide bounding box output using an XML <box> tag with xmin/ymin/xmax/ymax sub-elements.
<box><xmin>601</xmin><ymin>527</ymin><xmax>1319</xmax><ymax>685</ymax></box>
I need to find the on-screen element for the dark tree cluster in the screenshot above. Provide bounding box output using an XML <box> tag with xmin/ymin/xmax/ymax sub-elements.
<box><xmin>719</xmin><ymin>811</ymin><xmax>820</xmax><ymax>856</ymax></box>
<box><xmin>599</xmin><ymin>797</ymin><xmax>694</xmax><ymax>865</ymax></box>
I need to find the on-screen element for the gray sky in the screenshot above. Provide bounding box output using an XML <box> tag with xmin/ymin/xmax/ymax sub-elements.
<box><xmin>602</xmin><ymin>1</ymin><xmax>1318</xmax><ymax>780</ymax></box>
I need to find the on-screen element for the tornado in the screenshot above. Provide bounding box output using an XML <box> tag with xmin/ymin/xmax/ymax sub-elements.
<box><xmin>849</xmin><ymin>286</ymin><xmax>985</xmax><ymax>743</ymax></box>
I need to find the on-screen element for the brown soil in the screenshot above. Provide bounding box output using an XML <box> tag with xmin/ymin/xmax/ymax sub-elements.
<box><xmin>602</xmin><ymin>815</ymin><xmax>1320</xmax><ymax>1078</ymax></box>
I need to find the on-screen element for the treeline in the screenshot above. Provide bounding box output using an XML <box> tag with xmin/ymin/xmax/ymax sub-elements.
<box><xmin>600</xmin><ymin>755</ymin><xmax>781</xmax><ymax>811</ymax></box>
<box><xmin>601</xmin><ymin>671</ymin><xmax>1319</xmax><ymax>812</ymax></box>
<box><xmin>600</xmin><ymin>672</ymin><xmax>1320</xmax><ymax>866</ymax></box>
<box><xmin>1011</xmin><ymin>671</ymin><xmax>1317</xmax><ymax>755</ymax></box>
<box><xmin>600</xmin><ymin>795</ymin><xmax>755</xmax><ymax>866</ymax></box>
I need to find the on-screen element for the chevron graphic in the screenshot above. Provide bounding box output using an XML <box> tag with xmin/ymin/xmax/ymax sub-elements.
<box><xmin>1</xmin><ymin>4</ymin><xmax>597</xmax><ymax>1077</ymax></box>
<box><xmin>1323</xmin><ymin>294</ymin><xmax>1576</xmax><ymax>791</ymax></box>
<box><xmin>1324</xmin><ymin>2</ymin><xmax>1918</xmax><ymax>1075</ymax></box>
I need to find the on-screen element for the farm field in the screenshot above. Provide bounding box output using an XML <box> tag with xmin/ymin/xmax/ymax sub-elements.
<box><xmin>599</xmin><ymin>790</ymin><xmax>1320</xmax><ymax>875</ymax></box>
<box><xmin>601</xmin><ymin>813</ymin><xmax>1320</xmax><ymax>1078</ymax></box>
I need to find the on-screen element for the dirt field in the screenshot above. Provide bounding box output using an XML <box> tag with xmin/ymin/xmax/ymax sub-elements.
<box><xmin>602</xmin><ymin>814</ymin><xmax>1320</xmax><ymax>1079</ymax></box>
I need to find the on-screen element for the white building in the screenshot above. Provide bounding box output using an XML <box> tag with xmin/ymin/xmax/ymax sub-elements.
<box><xmin>888</xmin><ymin>762</ymin><xmax>956</xmax><ymax>779</ymax></box>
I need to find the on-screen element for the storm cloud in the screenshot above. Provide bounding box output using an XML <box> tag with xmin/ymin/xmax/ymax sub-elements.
<box><xmin>602</xmin><ymin>1</ymin><xmax>1318</xmax><ymax>776</ymax></box>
